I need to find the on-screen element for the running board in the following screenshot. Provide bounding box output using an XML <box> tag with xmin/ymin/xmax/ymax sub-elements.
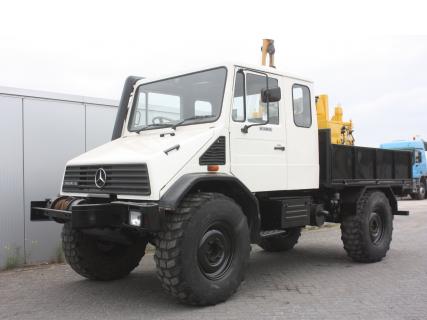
<box><xmin>260</xmin><ymin>230</ymin><xmax>287</xmax><ymax>239</ymax></box>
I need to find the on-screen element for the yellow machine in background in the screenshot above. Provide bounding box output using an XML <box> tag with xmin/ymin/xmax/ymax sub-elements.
<box><xmin>316</xmin><ymin>95</ymin><xmax>354</xmax><ymax>145</ymax></box>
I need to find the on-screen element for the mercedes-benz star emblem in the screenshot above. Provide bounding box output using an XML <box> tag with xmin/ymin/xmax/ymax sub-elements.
<box><xmin>94</xmin><ymin>168</ymin><xmax>107</xmax><ymax>188</ymax></box>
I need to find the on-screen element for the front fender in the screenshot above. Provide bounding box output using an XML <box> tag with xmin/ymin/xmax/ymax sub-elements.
<box><xmin>159</xmin><ymin>173</ymin><xmax>260</xmax><ymax>242</ymax></box>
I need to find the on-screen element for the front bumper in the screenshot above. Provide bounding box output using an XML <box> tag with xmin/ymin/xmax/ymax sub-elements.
<box><xmin>402</xmin><ymin>179</ymin><xmax>421</xmax><ymax>193</ymax></box>
<box><xmin>31</xmin><ymin>199</ymin><xmax>162</xmax><ymax>232</ymax></box>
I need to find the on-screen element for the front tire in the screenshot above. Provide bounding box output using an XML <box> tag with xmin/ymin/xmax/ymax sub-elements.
<box><xmin>340</xmin><ymin>191</ymin><xmax>393</xmax><ymax>263</ymax></box>
<box><xmin>258</xmin><ymin>228</ymin><xmax>301</xmax><ymax>252</ymax></box>
<box><xmin>62</xmin><ymin>223</ymin><xmax>147</xmax><ymax>280</ymax></box>
<box><xmin>155</xmin><ymin>192</ymin><xmax>250</xmax><ymax>306</ymax></box>
<box><xmin>411</xmin><ymin>181</ymin><xmax>426</xmax><ymax>200</ymax></box>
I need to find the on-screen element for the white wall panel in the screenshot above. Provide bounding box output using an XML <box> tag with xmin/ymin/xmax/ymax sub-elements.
<box><xmin>0</xmin><ymin>96</ymin><xmax>24</xmax><ymax>268</ymax></box>
<box><xmin>0</xmin><ymin>86</ymin><xmax>117</xmax><ymax>268</ymax></box>
<box><xmin>85</xmin><ymin>104</ymin><xmax>117</xmax><ymax>151</ymax></box>
<box><xmin>23</xmin><ymin>98</ymin><xmax>85</xmax><ymax>263</ymax></box>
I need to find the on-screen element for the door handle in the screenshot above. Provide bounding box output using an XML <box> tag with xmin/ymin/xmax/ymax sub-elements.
<box><xmin>274</xmin><ymin>145</ymin><xmax>285</xmax><ymax>151</ymax></box>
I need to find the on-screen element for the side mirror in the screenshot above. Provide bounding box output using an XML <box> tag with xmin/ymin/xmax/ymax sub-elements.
<box><xmin>261</xmin><ymin>87</ymin><xmax>281</xmax><ymax>103</ymax></box>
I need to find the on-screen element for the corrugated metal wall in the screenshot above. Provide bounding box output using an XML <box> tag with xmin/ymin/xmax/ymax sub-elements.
<box><xmin>0</xmin><ymin>87</ymin><xmax>117</xmax><ymax>268</ymax></box>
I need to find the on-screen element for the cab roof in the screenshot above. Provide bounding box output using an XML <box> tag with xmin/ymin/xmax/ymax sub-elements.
<box><xmin>135</xmin><ymin>62</ymin><xmax>313</xmax><ymax>87</ymax></box>
<box><xmin>381</xmin><ymin>139</ymin><xmax>427</xmax><ymax>151</ymax></box>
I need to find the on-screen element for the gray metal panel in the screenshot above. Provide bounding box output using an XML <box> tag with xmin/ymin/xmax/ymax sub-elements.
<box><xmin>85</xmin><ymin>104</ymin><xmax>117</xmax><ymax>151</ymax></box>
<box><xmin>0</xmin><ymin>96</ymin><xmax>25</xmax><ymax>268</ymax></box>
<box><xmin>0</xmin><ymin>86</ymin><xmax>118</xmax><ymax>107</ymax></box>
<box><xmin>23</xmin><ymin>98</ymin><xmax>85</xmax><ymax>264</ymax></box>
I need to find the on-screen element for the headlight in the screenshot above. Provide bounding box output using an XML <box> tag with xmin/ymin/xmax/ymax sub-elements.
<box><xmin>129</xmin><ymin>210</ymin><xmax>142</xmax><ymax>227</ymax></box>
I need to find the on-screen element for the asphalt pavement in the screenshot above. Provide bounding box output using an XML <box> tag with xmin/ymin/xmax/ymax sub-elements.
<box><xmin>1</xmin><ymin>199</ymin><xmax>426</xmax><ymax>320</ymax></box>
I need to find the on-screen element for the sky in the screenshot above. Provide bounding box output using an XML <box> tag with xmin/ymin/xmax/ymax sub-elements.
<box><xmin>0</xmin><ymin>0</ymin><xmax>426</xmax><ymax>146</ymax></box>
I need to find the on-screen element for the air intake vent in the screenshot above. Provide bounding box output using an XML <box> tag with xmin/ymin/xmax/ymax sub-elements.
<box><xmin>62</xmin><ymin>164</ymin><xmax>150</xmax><ymax>196</ymax></box>
<box><xmin>199</xmin><ymin>136</ymin><xmax>226</xmax><ymax>165</ymax></box>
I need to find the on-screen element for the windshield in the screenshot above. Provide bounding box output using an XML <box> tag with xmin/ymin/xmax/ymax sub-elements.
<box><xmin>128</xmin><ymin>67</ymin><xmax>227</xmax><ymax>132</ymax></box>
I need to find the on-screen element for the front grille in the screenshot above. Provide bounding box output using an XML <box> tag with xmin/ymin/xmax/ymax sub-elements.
<box><xmin>199</xmin><ymin>136</ymin><xmax>226</xmax><ymax>165</ymax></box>
<box><xmin>62</xmin><ymin>164</ymin><xmax>150</xmax><ymax>196</ymax></box>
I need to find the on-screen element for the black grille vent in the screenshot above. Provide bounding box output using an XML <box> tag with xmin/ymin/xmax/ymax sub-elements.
<box><xmin>199</xmin><ymin>136</ymin><xmax>226</xmax><ymax>165</ymax></box>
<box><xmin>62</xmin><ymin>164</ymin><xmax>150</xmax><ymax>196</ymax></box>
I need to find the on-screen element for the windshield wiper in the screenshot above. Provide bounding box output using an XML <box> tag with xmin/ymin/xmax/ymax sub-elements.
<box><xmin>135</xmin><ymin>123</ymin><xmax>174</xmax><ymax>134</ymax></box>
<box><xmin>135</xmin><ymin>115</ymin><xmax>215</xmax><ymax>133</ymax></box>
<box><xmin>171</xmin><ymin>115</ymin><xmax>215</xmax><ymax>130</ymax></box>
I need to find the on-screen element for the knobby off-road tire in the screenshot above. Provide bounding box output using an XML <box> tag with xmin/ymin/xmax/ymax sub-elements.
<box><xmin>340</xmin><ymin>190</ymin><xmax>393</xmax><ymax>263</ymax></box>
<box><xmin>410</xmin><ymin>181</ymin><xmax>426</xmax><ymax>200</ymax></box>
<box><xmin>62</xmin><ymin>223</ymin><xmax>147</xmax><ymax>280</ymax></box>
<box><xmin>155</xmin><ymin>192</ymin><xmax>250</xmax><ymax>306</ymax></box>
<box><xmin>258</xmin><ymin>228</ymin><xmax>302</xmax><ymax>252</ymax></box>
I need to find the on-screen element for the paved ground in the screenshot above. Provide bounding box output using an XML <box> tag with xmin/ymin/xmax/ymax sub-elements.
<box><xmin>1</xmin><ymin>200</ymin><xmax>427</xmax><ymax>320</ymax></box>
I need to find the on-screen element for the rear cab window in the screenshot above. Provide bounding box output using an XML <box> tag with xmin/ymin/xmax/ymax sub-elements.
<box><xmin>292</xmin><ymin>84</ymin><xmax>312</xmax><ymax>128</ymax></box>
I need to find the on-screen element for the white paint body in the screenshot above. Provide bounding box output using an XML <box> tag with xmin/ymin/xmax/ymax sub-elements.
<box><xmin>61</xmin><ymin>63</ymin><xmax>319</xmax><ymax>200</ymax></box>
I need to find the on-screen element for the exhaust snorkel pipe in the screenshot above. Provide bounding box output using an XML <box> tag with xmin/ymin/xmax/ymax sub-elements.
<box><xmin>111</xmin><ymin>75</ymin><xmax>143</xmax><ymax>140</ymax></box>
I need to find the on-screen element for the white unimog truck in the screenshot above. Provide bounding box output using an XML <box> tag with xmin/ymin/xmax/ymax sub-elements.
<box><xmin>33</xmin><ymin>61</ymin><xmax>412</xmax><ymax>305</ymax></box>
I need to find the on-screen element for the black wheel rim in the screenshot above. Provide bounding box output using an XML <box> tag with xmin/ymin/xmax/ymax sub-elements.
<box><xmin>369</xmin><ymin>211</ymin><xmax>384</xmax><ymax>244</ymax></box>
<box><xmin>198</xmin><ymin>223</ymin><xmax>234</xmax><ymax>280</ymax></box>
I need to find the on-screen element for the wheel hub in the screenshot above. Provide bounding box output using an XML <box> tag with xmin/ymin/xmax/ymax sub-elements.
<box><xmin>369</xmin><ymin>211</ymin><xmax>384</xmax><ymax>244</ymax></box>
<box><xmin>198</xmin><ymin>225</ymin><xmax>234</xmax><ymax>280</ymax></box>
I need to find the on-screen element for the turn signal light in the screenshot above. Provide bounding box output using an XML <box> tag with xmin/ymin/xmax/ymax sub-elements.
<box><xmin>207</xmin><ymin>165</ymin><xmax>219</xmax><ymax>172</ymax></box>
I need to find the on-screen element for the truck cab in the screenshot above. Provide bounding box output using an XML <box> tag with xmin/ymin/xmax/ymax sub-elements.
<box><xmin>381</xmin><ymin>139</ymin><xmax>427</xmax><ymax>199</ymax></box>
<box><xmin>60</xmin><ymin>64</ymin><xmax>318</xmax><ymax>201</ymax></box>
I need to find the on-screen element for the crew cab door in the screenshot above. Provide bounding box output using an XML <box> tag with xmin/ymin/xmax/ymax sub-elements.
<box><xmin>229</xmin><ymin>69</ymin><xmax>287</xmax><ymax>192</ymax></box>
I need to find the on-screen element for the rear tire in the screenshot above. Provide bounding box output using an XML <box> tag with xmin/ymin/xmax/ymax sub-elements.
<box><xmin>258</xmin><ymin>228</ymin><xmax>301</xmax><ymax>252</ymax></box>
<box><xmin>62</xmin><ymin>223</ymin><xmax>147</xmax><ymax>280</ymax></box>
<box><xmin>155</xmin><ymin>192</ymin><xmax>250</xmax><ymax>306</ymax></box>
<box><xmin>340</xmin><ymin>191</ymin><xmax>393</xmax><ymax>263</ymax></box>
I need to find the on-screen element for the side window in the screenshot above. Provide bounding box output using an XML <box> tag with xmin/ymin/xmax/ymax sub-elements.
<box><xmin>246</xmin><ymin>73</ymin><xmax>279</xmax><ymax>125</ymax></box>
<box><xmin>267</xmin><ymin>77</ymin><xmax>279</xmax><ymax>125</ymax></box>
<box><xmin>292</xmin><ymin>84</ymin><xmax>312</xmax><ymax>128</ymax></box>
<box><xmin>415</xmin><ymin>150</ymin><xmax>422</xmax><ymax>163</ymax></box>
<box><xmin>232</xmin><ymin>71</ymin><xmax>245</xmax><ymax>122</ymax></box>
<box><xmin>232</xmin><ymin>71</ymin><xmax>280</xmax><ymax>125</ymax></box>
<box><xmin>195</xmin><ymin>100</ymin><xmax>212</xmax><ymax>116</ymax></box>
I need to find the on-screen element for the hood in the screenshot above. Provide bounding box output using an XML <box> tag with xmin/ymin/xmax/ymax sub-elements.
<box><xmin>65</xmin><ymin>126</ymin><xmax>215</xmax><ymax>199</ymax></box>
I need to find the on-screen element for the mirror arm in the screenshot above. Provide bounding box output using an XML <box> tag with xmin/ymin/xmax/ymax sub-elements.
<box><xmin>241</xmin><ymin>120</ymin><xmax>269</xmax><ymax>134</ymax></box>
